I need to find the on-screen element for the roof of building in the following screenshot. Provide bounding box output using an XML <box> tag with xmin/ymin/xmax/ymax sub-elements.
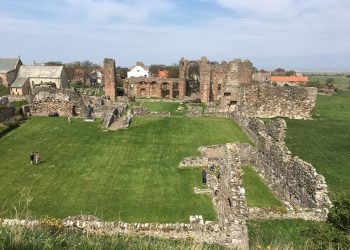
<box><xmin>271</xmin><ymin>76</ymin><xmax>308</xmax><ymax>82</ymax></box>
<box><xmin>18</xmin><ymin>65</ymin><xmax>64</xmax><ymax>78</ymax></box>
<box><xmin>10</xmin><ymin>77</ymin><xmax>28</xmax><ymax>88</ymax></box>
<box><xmin>0</xmin><ymin>58</ymin><xmax>21</xmax><ymax>73</ymax></box>
<box><xmin>128</xmin><ymin>65</ymin><xmax>149</xmax><ymax>71</ymax></box>
<box><xmin>158</xmin><ymin>70</ymin><xmax>169</xmax><ymax>78</ymax></box>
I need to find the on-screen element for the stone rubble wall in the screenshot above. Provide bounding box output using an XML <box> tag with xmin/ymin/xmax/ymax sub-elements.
<box><xmin>29</xmin><ymin>86</ymin><xmax>87</xmax><ymax>117</ymax></box>
<box><xmin>102</xmin><ymin>103</ymin><xmax>128</xmax><ymax>128</ymax></box>
<box><xmin>231</xmin><ymin>111</ymin><xmax>331</xmax><ymax>211</ymax></box>
<box><xmin>0</xmin><ymin>217</ymin><xmax>232</xmax><ymax>248</ymax></box>
<box><xmin>241</xmin><ymin>84</ymin><xmax>318</xmax><ymax>119</ymax></box>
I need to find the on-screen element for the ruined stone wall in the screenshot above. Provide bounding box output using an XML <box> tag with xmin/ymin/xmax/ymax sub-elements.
<box><xmin>104</xmin><ymin>58</ymin><xmax>116</xmax><ymax>101</ymax></box>
<box><xmin>122</xmin><ymin>77</ymin><xmax>179</xmax><ymax>99</ymax></box>
<box><xmin>232</xmin><ymin>112</ymin><xmax>331</xmax><ymax>210</ymax></box>
<box><xmin>241</xmin><ymin>84</ymin><xmax>318</xmax><ymax>119</ymax></box>
<box><xmin>29</xmin><ymin>86</ymin><xmax>86</xmax><ymax>117</ymax></box>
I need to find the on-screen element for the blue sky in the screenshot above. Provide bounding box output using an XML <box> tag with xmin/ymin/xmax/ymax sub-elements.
<box><xmin>0</xmin><ymin>0</ymin><xmax>349</xmax><ymax>71</ymax></box>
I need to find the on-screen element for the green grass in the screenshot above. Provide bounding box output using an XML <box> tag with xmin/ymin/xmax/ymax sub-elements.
<box><xmin>242</xmin><ymin>166</ymin><xmax>283</xmax><ymax>208</ymax></box>
<box><xmin>309</xmin><ymin>75</ymin><xmax>350</xmax><ymax>88</ymax></box>
<box><xmin>142</xmin><ymin>102</ymin><xmax>188</xmax><ymax>116</ymax></box>
<box><xmin>247</xmin><ymin>219</ymin><xmax>340</xmax><ymax>250</ymax></box>
<box><xmin>286</xmin><ymin>91</ymin><xmax>350</xmax><ymax>196</ymax></box>
<box><xmin>11</xmin><ymin>100</ymin><xmax>29</xmax><ymax>109</ymax></box>
<box><xmin>0</xmin><ymin>116</ymin><xmax>250</xmax><ymax>222</ymax></box>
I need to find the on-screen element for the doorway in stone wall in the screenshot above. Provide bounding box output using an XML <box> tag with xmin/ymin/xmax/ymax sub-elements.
<box><xmin>161</xmin><ymin>83</ymin><xmax>170</xmax><ymax>98</ymax></box>
<box><xmin>140</xmin><ymin>88</ymin><xmax>146</xmax><ymax>97</ymax></box>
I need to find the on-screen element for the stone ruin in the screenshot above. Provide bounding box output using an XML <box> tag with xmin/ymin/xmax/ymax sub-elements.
<box><xmin>122</xmin><ymin>56</ymin><xmax>317</xmax><ymax>120</ymax></box>
<box><xmin>29</xmin><ymin>86</ymin><xmax>87</xmax><ymax>117</ymax></box>
<box><xmin>1</xmin><ymin>57</ymin><xmax>330</xmax><ymax>250</ymax></box>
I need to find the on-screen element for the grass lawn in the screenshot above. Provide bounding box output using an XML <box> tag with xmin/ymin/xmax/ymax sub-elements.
<box><xmin>0</xmin><ymin>116</ymin><xmax>250</xmax><ymax>222</ymax></box>
<box><xmin>142</xmin><ymin>102</ymin><xmax>188</xmax><ymax>116</ymax></box>
<box><xmin>242</xmin><ymin>166</ymin><xmax>283</xmax><ymax>208</ymax></box>
<box><xmin>247</xmin><ymin>219</ymin><xmax>333</xmax><ymax>250</ymax></box>
<box><xmin>286</xmin><ymin>91</ymin><xmax>350</xmax><ymax>196</ymax></box>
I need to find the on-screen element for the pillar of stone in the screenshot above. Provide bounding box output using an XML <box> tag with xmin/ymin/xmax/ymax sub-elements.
<box><xmin>169</xmin><ymin>82</ymin><xmax>174</xmax><ymax>99</ymax></box>
<box><xmin>103</xmin><ymin>58</ymin><xmax>116</xmax><ymax>101</ymax></box>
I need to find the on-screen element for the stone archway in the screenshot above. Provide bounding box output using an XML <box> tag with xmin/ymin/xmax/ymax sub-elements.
<box><xmin>140</xmin><ymin>88</ymin><xmax>146</xmax><ymax>97</ymax></box>
<box><xmin>161</xmin><ymin>82</ymin><xmax>170</xmax><ymax>98</ymax></box>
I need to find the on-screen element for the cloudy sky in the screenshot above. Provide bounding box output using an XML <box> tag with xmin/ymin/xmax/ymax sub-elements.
<box><xmin>0</xmin><ymin>0</ymin><xmax>349</xmax><ymax>71</ymax></box>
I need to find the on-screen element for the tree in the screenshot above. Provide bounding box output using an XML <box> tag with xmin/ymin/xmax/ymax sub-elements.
<box><xmin>45</xmin><ymin>61</ymin><xmax>63</xmax><ymax>66</ymax></box>
<box><xmin>165</xmin><ymin>65</ymin><xmax>179</xmax><ymax>78</ymax></box>
<box><xmin>275</xmin><ymin>68</ymin><xmax>285</xmax><ymax>72</ymax></box>
<box><xmin>286</xmin><ymin>70</ymin><xmax>296</xmax><ymax>76</ymax></box>
<box><xmin>149</xmin><ymin>64</ymin><xmax>165</xmax><ymax>76</ymax></box>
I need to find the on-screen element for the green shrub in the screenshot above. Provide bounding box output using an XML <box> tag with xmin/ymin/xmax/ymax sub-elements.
<box><xmin>328</xmin><ymin>193</ymin><xmax>350</xmax><ymax>235</ymax></box>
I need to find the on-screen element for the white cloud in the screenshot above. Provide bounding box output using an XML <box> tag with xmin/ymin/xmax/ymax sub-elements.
<box><xmin>65</xmin><ymin>0</ymin><xmax>174</xmax><ymax>23</ymax></box>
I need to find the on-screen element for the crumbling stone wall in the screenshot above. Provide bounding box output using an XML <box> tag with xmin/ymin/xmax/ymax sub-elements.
<box><xmin>232</xmin><ymin>112</ymin><xmax>331</xmax><ymax>210</ymax></box>
<box><xmin>29</xmin><ymin>86</ymin><xmax>86</xmax><ymax>117</ymax></box>
<box><xmin>122</xmin><ymin>77</ymin><xmax>179</xmax><ymax>99</ymax></box>
<box><xmin>179</xmin><ymin>57</ymin><xmax>252</xmax><ymax>104</ymax></box>
<box><xmin>240</xmin><ymin>84</ymin><xmax>318</xmax><ymax>119</ymax></box>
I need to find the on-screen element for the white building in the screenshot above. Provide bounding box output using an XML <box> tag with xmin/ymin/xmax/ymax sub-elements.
<box><xmin>127</xmin><ymin>63</ymin><xmax>149</xmax><ymax>78</ymax></box>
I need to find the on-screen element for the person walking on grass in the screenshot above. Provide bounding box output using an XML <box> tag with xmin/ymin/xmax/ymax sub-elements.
<box><xmin>30</xmin><ymin>152</ymin><xmax>34</xmax><ymax>165</ymax></box>
<box><xmin>202</xmin><ymin>168</ymin><xmax>207</xmax><ymax>184</ymax></box>
<box><xmin>35</xmin><ymin>152</ymin><xmax>40</xmax><ymax>164</ymax></box>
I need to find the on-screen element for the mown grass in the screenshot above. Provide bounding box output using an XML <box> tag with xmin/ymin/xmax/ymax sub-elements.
<box><xmin>247</xmin><ymin>219</ymin><xmax>344</xmax><ymax>250</ymax></box>
<box><xmin>0</xmin><ymin>225</ymin><xmax>227</xmax><ymax>250</ymax></box>
<box><xmin>0</xmin><ymin>116</ymin><xmax>250</xmax><ymax>222</ymax></box>
<box><xmin>242</xmin><ymin>166</ymin><xmax>283</xmax><ymax>208</ymax></box>
<box><xmin>286</xmin><ymin>91</ymin><xmax>350</xmax><ymax>196</ymax></box>
<box><xmin>142</xmin><ymin>102</ymin><xmax>188</xmax><ymax>116</ymax></box>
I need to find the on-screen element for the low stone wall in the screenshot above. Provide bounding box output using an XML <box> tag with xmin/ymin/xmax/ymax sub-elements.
<box><xmin>0</xmin><ymin>107</ymin><xmax>15</xmax><ymax>122</ymax></box>
<box><xmin>232</xmin><ymin>112</ymin><xmax>331</xmax><ymax>211</ymax></box>
<box><xmin>29</xmin><ymin>86</ymin><xmax>86</xmax><ymax>117</ymax></box>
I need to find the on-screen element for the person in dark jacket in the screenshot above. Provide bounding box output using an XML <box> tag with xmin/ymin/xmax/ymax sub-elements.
<box><xmin>201</xmin><ymin>168</ymin><xmax>207</xmax><ymax>184</ymax></box>
<box><xmin>30</xmin><ymin>152</ymin><xmax>34</xmax><ymax>165</ymax></box>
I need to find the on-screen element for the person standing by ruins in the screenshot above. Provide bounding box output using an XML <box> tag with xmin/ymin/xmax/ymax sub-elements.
<box><xmin>30</xmin><ymin>152</ymin><xmax>34</xmax><ymax>165</ymax></box>
<box><xmin>68</xmin><ymin>116</ymin><xmax>71</xmax><ymax>124</ymax></box>
<box><xmin>202</xmin><ymin>168</ymin><xmax>207</xmax><ymax>184</ymax></box>
<box><xmin>35</xmin><ymin>152</ymin><xmax>40</xmax><ymax>164</ymax></box>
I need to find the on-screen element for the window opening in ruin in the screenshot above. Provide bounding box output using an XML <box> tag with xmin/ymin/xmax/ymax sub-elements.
<box><xmin>185</xmin><ymin>62</ymin><xmax>200</xmax><ymax>99</ymax></box>
<box><xmin>230</xmin><ymin>101</ymin><xmax>237</xmax><ymax>105</ymax></box>
<box><xmin>161</xmin><ymin>83</ymin><xmax>170</xmax><ymax>98</ymax></box>
<box><xmin>224</xmin><ymin>92</ymin><xmax>231</xmax><ymax>97</ymax></box>
<box><xmin>173</xmin><ymin>82</ymin><xmax>179</xmax><ymax>98</ymax></box>
<box><xmin>218</xmin><ymin>84</ymin><xmax>221</xmax><ymax>91</ymax></box>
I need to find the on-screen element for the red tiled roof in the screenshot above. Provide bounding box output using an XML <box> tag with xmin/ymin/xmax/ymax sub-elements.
<box><xmin>271</xmin><ymin>76</ymin><xmax>308</xmax><ymax>82</ymax></box>
<box><xmin>158</xmin><ymin>70</ymin><xmax>169</xmax><ymax>78</ymax></box>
